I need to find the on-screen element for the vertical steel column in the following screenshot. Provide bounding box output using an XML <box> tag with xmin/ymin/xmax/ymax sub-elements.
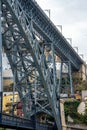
<box><xmin>30</xmin><ymin>10</ymin><xmax>33</xmax><ymax>33</ymax></box>
<box><xmin>12</xmin><ymin>46</ymin><xmax>17</xmax><ymax>116</ymax></box>
<box><xmin>51</xmin><ymin>43</ymin><xmax>56</xmax><ymax>97</ymax></box>
<box><xmin>51</xmin><ymin>43</ymin><xmax>62</xmax><ymax>130</ymax></box>
<box><xmin>0</xmin><ymin>0</ymin><xmax>3</xmax><ymax>122</ymax></box>
<box><xmin>34</xmin><ymin>69</ymin><xmax>36</xmax><ymax>130</ymax></box>
<box><xmin>59</xmin><ymin>61</ymin><xmax>74</xmax><ymax>96</ymax></box>
<box><xmin>57</xmin><ymin>62</ymin><xmax>63</xmax><ymax>96</ymax></box>
<box><xmin>34</xmin><ymin>69</ymin><xmax>37</xmax><ymax>108</ymax></box>
<box><xmin>68</xmin><ymin>61</ymin><xmax>74</xmax><ymax>95</ymax></box>
<box><xmin>12</xmin><ymin>73</ymin><xmax>15</xmax><ymax>116</ymax></box>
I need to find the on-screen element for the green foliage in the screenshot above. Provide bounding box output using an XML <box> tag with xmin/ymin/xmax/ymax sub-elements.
<box><xmin>73</xmin><ymin>77</ymin><xmax>87</xmax><ymax>91</ymax></box>
<box><xmin>72</xmin><ymin>77</ymin><xmax>82</xmax><ymax>84</ymax></box>
<box><xmin>64</xmin><ymin>100</ymin><xmax>80</xmax><ymax>122</ymax></box>
<box><xmin>83</xmin><ymin>108</ymin><xmax>87</xmax><ymax>124</ymax></box>
<box><xmin>64</xmin><ymin>100</ymin><xmax>87</xmax><ymax>124</ymax></box>
<box><xmin>64</xmin><ymin>76</ymin><xmax>87</xmax><ymax>124</ymax></box>
<box><xmin>61</xmin><ymin>78</ymin><xmax>70</xmax><ymax>85</ymax></box>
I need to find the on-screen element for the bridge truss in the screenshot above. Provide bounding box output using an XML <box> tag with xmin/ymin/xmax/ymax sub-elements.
<box><xmin>0</xmin><ymin>0</ymin><xmax>83</xmax><ymax>130</ymax></box>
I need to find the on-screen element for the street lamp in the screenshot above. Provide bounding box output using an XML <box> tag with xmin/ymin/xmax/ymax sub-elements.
<box><xmin>79</xmin><ymin>54</ymin><xmax>84</xmax><ymax>59</ymax></box>
<box><xmin>66</xmin><ymin>38</ymin><xmax>72</xmax><ymax>46</ymax></box>
<box><xmin>44</xmin><ymin>9</ymin><xmax>51</xmax><ymax>19</ymax></box>
<box><xmin>56</xmin><ymin>25</ymin><xmax>62</xmax><ymax>34</ymax></box>
<box><xmin>73</xmin><ymin>46</ymin><xmax>78</xmax><ymax>53</ymax></box>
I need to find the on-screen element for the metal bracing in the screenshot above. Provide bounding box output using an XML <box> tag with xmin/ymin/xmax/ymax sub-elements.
<box><xmin>58</xmin><ymin>61</ymin><xmax>73</xmax><ymax>97</ymax></box>
<box><xmin>18</xmin><ymin>0</ymin><xmax>83</xmax><ymax>71</ymax></box>
<box><xmin>1</xmin><ymin>0</ymin><xmax>62</xmax><ymax>130</ymax></box>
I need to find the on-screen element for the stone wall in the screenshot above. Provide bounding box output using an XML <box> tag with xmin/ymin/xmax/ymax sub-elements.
<box><xmin>67</xmin><ymin>124</ymin><xmax>87</xmax><ymax>130</ymax></box>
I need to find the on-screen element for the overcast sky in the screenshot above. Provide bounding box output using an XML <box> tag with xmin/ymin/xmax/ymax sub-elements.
<box><xmin>36</xmin><ymin>0</ymin><xmax>87</xmax><ymax>62</ymax></box>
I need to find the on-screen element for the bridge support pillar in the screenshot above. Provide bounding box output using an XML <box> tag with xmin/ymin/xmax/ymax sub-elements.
<box><xmin>58</xmin><ymin>61</ymin><xmax>74</xmax><ymax>97</ymax></box>
<box><xmin>60</xmin><ymin>99</ymin><xmax>67</xmax><ymax>130</ymax></box>
<box><xmin>68</xmin><ymin>61</ymin><xmax>74</xmax><ymax>95</ymax></box>
<box><xmin>51</xmin><ymin>43</ymin><xmax>62</xmax><ymax>130</ymax></box>
<box><xmin>0</xmin><ymin>0</ymin><xmax>3</xmax><ymax>123</ymax></box>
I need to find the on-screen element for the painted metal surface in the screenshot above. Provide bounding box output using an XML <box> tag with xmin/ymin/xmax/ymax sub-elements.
<box><xmin>0</xmin><ymin>0</ymin><xmax>84</xmax><ymax>130</ymax></box>
<box><xmin>1</xmin><ymin>0</ymin><xmax>62</xmax><ymax>129</ymax></box>
<box><xmin>18</xmin><ymin>0</ymin><xmax>83</xmax><ymax>71</ymax></box>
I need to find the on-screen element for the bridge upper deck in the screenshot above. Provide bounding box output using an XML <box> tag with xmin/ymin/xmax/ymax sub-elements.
<box><xmin>18</xmin><ymin>0</ymin><xmax>83</xmax><ymax>71</ymax></box>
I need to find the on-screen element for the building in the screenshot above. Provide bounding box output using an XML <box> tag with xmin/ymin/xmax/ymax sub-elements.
<box><xmin>73</xmin><ymin>63</ymin><xmax>87</xmax><ymax>80</ymax></box>
<box><xmin>3</xmin><ymin>92</ymin><xmax>19</xmax><ymax>115</ymax></box>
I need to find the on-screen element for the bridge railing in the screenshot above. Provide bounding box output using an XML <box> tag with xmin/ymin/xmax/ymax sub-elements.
<box><xmin>0</xmin><ymin>113</ymin><xmax>54</xmax><ymax>130</ymax></box>
<box><xmin>36</xmin><ymin>122</ymin><xmax>53</xmax><ymax>130</ymax></box>
<box><xmin>1</xmin><ymin>113</ymin><xmax>34</xmax><ymax>129</ymax></box>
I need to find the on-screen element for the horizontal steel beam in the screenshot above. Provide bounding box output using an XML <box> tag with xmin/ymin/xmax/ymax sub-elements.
<box><xmin>18</xmin><ymin>0</ymin><xmax>83</xmax><ymax>71</ymax></box>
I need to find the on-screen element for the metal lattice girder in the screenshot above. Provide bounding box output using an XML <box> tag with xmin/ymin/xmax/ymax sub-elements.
<box><xmin>18</xmin><ymin>0</ymin><xmax>83</xmax><ymax>71</ymax></box>
<box><xmin>1</xmin><ymin>0</ymin><xmax>62</xmax><ymax>130</ymax></box>
<box><xmin>2</xmin><ymin>0</ymin><xmax>50</xmax><ymax>117</ymax></box>
<box><xmin>58</xmin><ymin>61</ymin><xmax>73</xmax><ymax>97</ymax></box>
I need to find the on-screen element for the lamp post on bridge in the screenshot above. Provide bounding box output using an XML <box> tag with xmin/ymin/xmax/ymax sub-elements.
<box><xmin>44</xmin><ymin>9</ymin><xmax>51</xmax><ymax>19</ymax></box>
<box><xmin>56</xmin><ymin>25</ymin><xmax>62</xmax><ymax>34</ymax></box>
<box><xmin>73</xmin><ymin>46</ymin><xmax>78</xmax><ymax>53</ymax></box>
<box><xmin>79</xmin><ymin>54</ymin><xmax>84</xmax><ymax>59</ymax></box>
<box><xmin>66</xmin><ymin>38</ymin><xmax>72</xmax><ymax>46</ymax></box>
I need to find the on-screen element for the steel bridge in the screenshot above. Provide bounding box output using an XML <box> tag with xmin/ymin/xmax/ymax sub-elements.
<box><xmin>0</xmin><ymin>0</ymin><xmax>83</xmax><ymax>130</ymax></box>
<box><xmin>0</xmin><ymin>113</ymin><xmax>54</xmax><ymax>130</ymax></box>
